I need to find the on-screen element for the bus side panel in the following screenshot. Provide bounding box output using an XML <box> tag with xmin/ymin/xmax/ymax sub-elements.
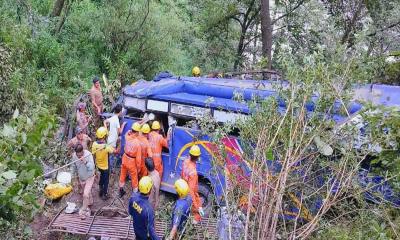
<box><xmin>160</xmin><ymin>153</ymin><xmax>177</xmax><ymax>194</ymax></box>
<box><xmin>161</xmin><ymin>126</ymin><xmax>226</xmax><ymax>202</ymax></box>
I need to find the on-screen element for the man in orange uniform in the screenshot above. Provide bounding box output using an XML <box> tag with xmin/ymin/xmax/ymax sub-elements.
<box><xmin>119</xmin><ymin>122</ymin><xmax>142</xmax><ymax>197</ymax></box>
<box><xmin>181</xmin><ymin>145</ymin><xmax>204</xmax><ymax>223</ymax></box>
<box><xmin>137</xmin><ymin>124</ymin><xmax>153</xmax><ymax>178</ymax></box>
<box><xmin>148</xmin><ymin>121</ymin><xmax>168</xmax><ymax>179</ymax></box>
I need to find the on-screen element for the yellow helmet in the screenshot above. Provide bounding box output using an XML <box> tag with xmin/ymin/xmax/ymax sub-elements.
<box><xmin>192</xmin><ymin>66</ymin><xmax>201</xmax><ymax>77</ymax></box>
<box><xmin>132</xmin><ymin>122</ymin><xmax>141</xmax><ymax>132</ymax></box>
<box><xmin>174</xmin><ymin>179</ymin><xmax>189</xmax><ymax>198</ymax></box>
<box><xmin>141</xmin><ymin>124</ymin><xmax>151</xmax><ymax>134</ymax></box>
<box><xmin>96</xmin><ymin>127</ymin><xmax>108</xmax><ymax>139</ymax></box>
<box><xmin>139</xmin><ymin>176</ymin><xmax>153</xmax><ymax>194</ymax></box>
<box><xmin>189</xmin><ymin>144</ymin><xmax>201</xmax><ymax>157</ymax></box>
<box><xmin>151</xmin><ymin>121</ymin><xmax>161</xmax><ymax>130</ymax></box>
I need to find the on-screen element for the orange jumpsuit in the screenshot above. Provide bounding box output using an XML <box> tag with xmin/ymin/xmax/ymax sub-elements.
<box><xmin>181</xmin><ymin>158</ymin><xmax>201</xmax><ymax>222</ymax></box>
<box><xmin>148</xmin><ymin>131</ymin><xmax>168</xmax><ymax>178</ymax></box>
<box><xmin>137</xmin><ymin>134</ymin><xmax>153</xmax><ymax>178</ymax></box>
<box><xmin>120</xmin><ymin>132</ymin><xmax>141</xmax><ymax>189</ymax></box>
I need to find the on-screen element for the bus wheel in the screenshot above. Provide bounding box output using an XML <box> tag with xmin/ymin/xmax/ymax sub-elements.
<box><xmin>198</xmin><ymin>182</ymin><xmax>213</xmax><ymax>217</ymax></box>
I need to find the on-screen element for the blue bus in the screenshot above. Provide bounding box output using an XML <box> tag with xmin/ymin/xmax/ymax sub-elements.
<box><xmin>110</xmin><ymin>74</ymin><xmax>400</xmax><ymax>218</ymax></box>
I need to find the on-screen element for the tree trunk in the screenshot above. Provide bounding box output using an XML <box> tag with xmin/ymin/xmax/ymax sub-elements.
<box><xmin>233</xmin><ymin>0</ymin><xmax>257</xmax><ymax>71</ymax></box>
<box><xmin>260</xmin><ymin>0</ymin><xmax>273</xmax><ymax>70</ymax></box>
<box><xmin>50</xmin><ymin>0</ymin><xmax>65</xmax><ymax>17</ymax></box>
<box><xmin>252</xmin><ymin>23</ymin><xmax>259</xmax><ymax>66</ymax></box>
<box><xmin>341</xmin><ymin>0</ymin><xmax>364</xmax><ymax>47</ymax></box>
<box><xmin>54</xmin><ymin>0</ymin><xmax>72</xmax><ymax>34</ymax></box>
<box><xmin>234</xmin><ymin>28</ymin><xmax>246</xmax><ymax>71</ymax></box>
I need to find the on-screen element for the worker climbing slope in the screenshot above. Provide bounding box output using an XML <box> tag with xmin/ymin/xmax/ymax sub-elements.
<box><xmin>89</xmin><ymin>76</ymin><xmax>104</xmax><ymax>126</ymax></box>
<box><xmin>76</xmin><ymin>102</ymin><xmax>91</xmax><ymax>134</ymax></box>
<box><xmin>181</xmin><ymin>145</ymin><xmax>204</xmax><ymax>223</ymax></box>
<box><xmin>119</xmin><ymin>122</ymin><xmax>142</xmax><ymax>197</ymax></box>
<box><xmin>129</xmin><ymin>176</ymin><xmax>160</xmax><ymax>240</ymax></box>
<box><xmin>148</xmin><ymin>120</ymin><xmax>168</xmax><ymax>178</ymax></box>
<box><xmin>137</xmin><ymin>123</ymin><xmax>153</xmax><ymax>178</ymax></box>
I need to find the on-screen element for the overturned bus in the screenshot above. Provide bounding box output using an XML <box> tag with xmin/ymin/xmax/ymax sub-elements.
<box><xmin>110</xmin><ymin>74</ymin><xmax>400</xmax><ymax>219</ymax></box>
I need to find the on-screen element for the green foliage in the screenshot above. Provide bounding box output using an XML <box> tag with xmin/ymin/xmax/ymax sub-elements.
<box><xmin>383</xmin><ymin>60</ymin><xmax>400</xmax><ymax>85</ymax></box>
<box><xmin>314</xmin><ymin>209</ymin><xmax>400</xmax><ymax>239</ymax></box>
<box><xmin>358</xmin><ymin>106</ymin><xmax>400</xmax><ymax>190</ymax></box>
<box><xmin>28</xmin><ymin>0</ymin><xmax>53</xmax><ymax>16</ymax></box>
<box><xmin>0</xmin><ymin>44</ymin><xmax>22</xmax><ymax>124</ymax></box>
<box><xmin>0</xmin><ymin>106</ymin><xmax>56</xmax><ymax>231</ymax></box>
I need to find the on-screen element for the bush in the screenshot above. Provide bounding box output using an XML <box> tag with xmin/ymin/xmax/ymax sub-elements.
<box><xmin>0</xmin><ymin>106</ymin><xmax>56</xmax><ymax>233</ymax></box>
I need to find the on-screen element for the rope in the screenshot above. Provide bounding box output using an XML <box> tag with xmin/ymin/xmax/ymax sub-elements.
<box><xmin>37</xmin><ymin>137</ymin><xmax>119</xmax><ymax>179</ymax></box>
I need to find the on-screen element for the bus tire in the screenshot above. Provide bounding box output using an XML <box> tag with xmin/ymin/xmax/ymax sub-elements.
<box><xmin>198</xmin><ymin>182</ymin><xmax>213</xmax><ymax>217</ymax></box>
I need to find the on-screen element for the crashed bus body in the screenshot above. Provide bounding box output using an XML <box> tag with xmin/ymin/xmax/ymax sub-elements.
<box><xmin>113</xmin><ymin>74</ymin><xmax>400</xmax><ymax>219</ymax></box>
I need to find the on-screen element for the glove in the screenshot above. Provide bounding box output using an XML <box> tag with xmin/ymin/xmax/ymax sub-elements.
<box><xmin>199</xmin><ymin>207</ymin><xmax>205</xmax><ymax>217</ymax></box>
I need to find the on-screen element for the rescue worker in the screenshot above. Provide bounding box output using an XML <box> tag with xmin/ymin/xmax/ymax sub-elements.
<box><xmin>76</xmin><ymin>102</ymin><xmax>91</xmax><ymax>134</ymax></box>
<box><xmin>148</xmin><ymin>121</ymin><xmax>168</xmax><ymax>178</ymax></box>
<box><xmin>67</xmin><ymin>127</ymin><xmax>92</xmax><ymax>154</ymax></box>
<box><xmin>119</xmin><ymin>122</ymin><xmax>142</xmax><ymax>197</ymax></box>
<box><xmin>89</xmin><ymin>76</ymin><xmax>103</xmax><ymax>126</ymax></box>
<box><xmin>145</xmin><ymin>157</ymin><xmax>160</xmax><ymax>210</ymax></box>
<box><xmin>167</xmin><ymin>179</ymin><xmax>192</xmax><ymax>240</ymax></box>
<box><xmin>92</xmin><ymin>127</ymin><xmax>115</xmax><ymax>200</ymax></box>
<box><xmin>128</xmin><ymin>176</ymin><xmax>160</xmax><ymax>240</ymax></box>
<box><xmin>137</xmin><ymin>124</ymin><xmax>153</xmax><ymax>178</ymax></box>
<box><xmin>71</xmin><ymin>144</ymin><xmax>95</xmax><ymax>219</ymax></box>
<box><xmin>192</xmin><ymin>66</ymin><xmax>201</xmax><ymax>77</ymax></box>
<box><xmin>104</xmin><ymin>104</ymin><xmax>126</xmax><ymax>172</ymax></box>
<box><xmin>181</xmin><ymin>145</ymin><xmax>204</xmax><ymax>223</ymax></box>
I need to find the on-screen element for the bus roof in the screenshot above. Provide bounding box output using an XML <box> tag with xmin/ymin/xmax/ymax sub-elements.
<box><xmin>124</xmin><ymin>76</ymin><xmax>289</xmax><ymax>113</ymax></box>
<box><xmin>123</xmin><ymin>75</ymin><xmax>400</xmax><ymax>116</ymax></box>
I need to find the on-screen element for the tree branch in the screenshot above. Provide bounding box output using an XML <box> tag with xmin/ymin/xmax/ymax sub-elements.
<box><xmin>245</xmin><ymin>7</ymin><xmax>260</xmax><ymax>29</ymax></box>
<box><xmin>54</xmin><ymin>0</ymin><xmax>73</xmax><ymax>34</ymax></box>
<box><xmin>243</xmin><ymin>0</ymin><xmax>257</xmax><ymax>26</ymax></box>
<box><xmin>341</xmin><ymin>0</ymin><xmax>364</xmax><ymax>45</ymax></box>
<box><xmin>120</xmin><ymin>0</ymin><xmax>151</xmax><ymax>52</ymax></box>
<box><xmin>232</xmin><ymin>16</ymin><xmax>243</xmax><ymax>27</ymax></box>
<box><xmin>367</xmin><ymin>20</ymin><xmax>400</xmax><ymax>37</ymax></box>
<box><xmin>50</xmin><ymin>0</ymin><xmax>65</xmax><ymax>17</ymax></box>
<box><xmin>271</xmin><ymin>0</ymin><xmax>306</xmax><ymax>25</ymax></box>
<box><xmin>125</xmin><ymin>0</ymin><xmax>134</xmax><ymax>24</ymax></box>
<box><xmin>273</xmin><ymin>25</ymin><xmax>287</xmax><ymax>33</ymax></box>
<box><xmin>205</xmin><ymin>12</ymin><xmax>242</xmax><ymax>32</ymax></box>
<box><xmin>243</xmin><ymin>33</ymin><xmax>260</xmax><ymax>49</ymax></box>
